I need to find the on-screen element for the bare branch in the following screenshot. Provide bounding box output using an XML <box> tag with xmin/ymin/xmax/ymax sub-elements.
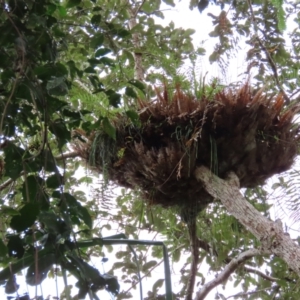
<box><xmin>195</xmin><ymin>248</ymin><xmax>262</xmax><ymax>300</ymax></box>
<box><xmin>243</xmin><ymin>266</ymin><xmax>279</xmax><ymax>282</ymax></box>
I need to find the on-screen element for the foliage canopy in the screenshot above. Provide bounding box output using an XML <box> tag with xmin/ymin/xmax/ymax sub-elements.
<box><xmin>1</xmin><ymin>0</ymin><xmax>300</xmax><ymax>299</ymax></box>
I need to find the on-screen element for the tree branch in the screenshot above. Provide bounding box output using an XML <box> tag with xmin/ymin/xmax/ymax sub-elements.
<box><xmin>226</xmin><ymin>285</ymin><xmax>279</xmax><ymax>299</ymax></box>
<box><xmin>0</xmin><ymin>177</ymin><xmax>16</xmax><ymax>192</ymax></box>
<box><xmin>194</xmin><ymin>166</ymin><xmax>300</xmax><ymax>277</ymax></box>
<box><xmin>242</xmin><ymin>266</ymin><xmax>279</xmax><ymax>282</ymax></box>
<box><xmin>195</xmin><ymin>248</ymin><xmax>262</xmax><ymax>300</ymax></box>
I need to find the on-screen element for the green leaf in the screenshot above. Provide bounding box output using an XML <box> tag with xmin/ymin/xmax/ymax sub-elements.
<box><xmin>46</xmin><ymin>3</ymin><xmax>57</xmax><ymax>15</ymax></box>
<box><xmin>63</xmin><ymin>193</ymin><xmax>77</xmax><ymax>205</ymax></box>
<box><xmin>99</xmin><ymin>57</ymin><xmax>115</xmax><ymax>66</ymax></box>
<box><xmin>84</xmin><ymin>66</ymin><xmax>97</xmax><ymax>73</ymax></box>
<box><xmin>39</xmin><ymin>211</ymin><xmax>68</xmax><ymax>235</ymax></box>
<box><xmin>6</xmin><ymin>235</ymin><xmax>24</xmax><ymax>258</ymax></box>
<box><xmin>3</xmin><ymin>143</ymin><xmax>25</xmax><ymax>180</ymax></box>
<box><xmin>63</xmin><ymin>193</ymin><xmax>92</xmax><ymax>229</ymax></box>
<box><xmin>115</xmin><ymin>29</ymin><xmax>131</xmax><ymax>38</ymax></box>
<box><xmin>57</xmin><ymin>6</ymin><xmax>67</xmax><ymax>16</ymax></box>
<box><xmin>162</xmin><ymin>0</ymin><xmax>175</xmax><ymax>6</ymax></box>
<box><xmin>91</xmin><ymin>14</ymin><xmax>101</xmax><ymax>26</ymax></box>
<box><xmin>87</xmin><ymin>58</ymin><xmax>101</xmax><ymax>65</ymax></box>
<box><xmin>22</xmin><ymin>175</ymin><xmax>44</xmax><ymax>203</ymax></box>
<box><xmin>125</xmin><ymin>87</ymin><xmax>137</xmax><ymax>98</ymax></box>
<box><xmin>128</xmin><ymin>79</ymin><xmax>145</xmax><ymax>94</ymax></box>
<box><xmin>142</xmin><ymin>260</ymin><xmax>157</xmax><ymax>272</ymax></box>
<box><xmin>76</xmin><ymin>205</ymin><xmax>93</xmax><ymax>229</ymax></box>
<box><xmin>125</xmin><ymin>110</ymin><xmax>141</xmax><ymax>127</ymax></box>
<box><xmin>102</xmin><ymin>274</ymin><xmax>119</xmax><ymax>295</ymax></box>
<box><xmin>90</xmin><ymin>33</ymin><xmax>104</xmax><ymax>49</ymax></box>
<box><xmin>66</xmin><ymin>60</ymin><xmax>78</xmax><ymax>79</ymax></box>
<box><xmin>152</xmin><ymin>278</ymin><xmax>164</xmax><ymax>293</ymax></box>
<box><xmin>10</xmin><ymin>203</ymin><xmax>40</xmax><ymax>232</ymax></box>
<box><xmin>49</xmin><ymin>119</ymin><xmax>71</xmax><ymax>148</ymax></box>
<box><xmin>47</xmin><ymin>77</ymin><xmax>68</xmax><ymax>96</ymax></box>
<box><xmin>102</xmin><ymin>117</ymin><xmax>116</xmax><ymax>140</ymax></box>
<box><xmin>26</xmin><ymin>253</ymin><xmax>56</xmax><ymax>286</ymax></box>
<box><xmin>66</xmin><ymin>0</ymin><xmax>81</xmax><ymax>9</ymax></box>
<box><xmin>95</xmin><ymin>48</ymin><xmax>112</xmax><ymax>57</ymax></box>
<box><xmin>105</xmin><ymin>90</ymin><xmax>121</xmax><ymax>107</ymax></box>
<box><xmin>46</xmin><ymin>174</ymin><xmax>62</xmax><ymax>189</ymax></box>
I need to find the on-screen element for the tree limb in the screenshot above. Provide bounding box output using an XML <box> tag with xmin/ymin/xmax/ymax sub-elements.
<box><xmin>194</xmin><ymin>166</ymin><xmax>300</xmax><ymax>277</ymax></box>
<box><xmin>242</xmin><ymin>266</ymin><xmax>279</xmax><ymax>282</ymax></box>
<box><xmin>195</xmin><ymin>248</ymin><xmax>262</xmax><ymax>300</ymax></box>
<box><xmin>0</xmin><ymin>177</ymin><xmax>17</xmax><ymax>192</ymax></box>
<box><xmin>226</xmin><ymin>285</ymin><xmax>279</xmax><ymax>299</ymax></box>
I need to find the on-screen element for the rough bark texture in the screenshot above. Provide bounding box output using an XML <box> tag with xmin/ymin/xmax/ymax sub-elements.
<box><xmin>194</xmin><ymin>165</ymin><xmax>300</xmax><ymax>277</ymax></box>
<box><xmin>128</xmin><ymin>6</ymin><xmax>144</xmax><ymax>81</ymax></box>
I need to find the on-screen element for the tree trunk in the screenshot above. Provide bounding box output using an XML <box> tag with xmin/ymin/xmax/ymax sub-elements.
<box><xmin>128</xmin><ymin>4</ymin><xmax>144</xmax><ymax>81</ymax></box>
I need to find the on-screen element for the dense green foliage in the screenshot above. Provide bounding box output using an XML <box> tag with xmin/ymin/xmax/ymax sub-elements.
<box><xmin>1</xmin><ymin>0</ymin><xmax>300</xmax><ymax>299</ymax></box>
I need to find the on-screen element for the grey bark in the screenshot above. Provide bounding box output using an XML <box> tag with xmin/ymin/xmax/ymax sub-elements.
<box><xmin>194</xmin><ymin>166</ymin><xmax>300</xmax><ymax>276</ymax></box>
<box><xmin>128</xmin><ymin>4</ymin><xmax>144</xmax><ymax>81</ymax></box>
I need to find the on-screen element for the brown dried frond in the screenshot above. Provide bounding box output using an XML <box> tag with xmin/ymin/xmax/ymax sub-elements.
<box><xmin>72</xmin><ymin>83</ymin><xmax>300</xmax><ymax>208</ymax></box>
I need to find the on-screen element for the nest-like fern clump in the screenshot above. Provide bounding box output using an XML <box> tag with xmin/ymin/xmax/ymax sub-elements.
<box><xmin>73</xmin><ymin>83</ymin><xmax>300</xmax><ymax>209</ymax></box>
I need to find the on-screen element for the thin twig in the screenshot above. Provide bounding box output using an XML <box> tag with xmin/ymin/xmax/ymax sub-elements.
<box><xmin>226</xmin><ymin>285</ymin><xmax>279</xmax><ymax>299</ymax></box>
<box><xmin>242</xmin><ymin>266</ymin><xmax>279</xmax><ymax>282</ymax></box>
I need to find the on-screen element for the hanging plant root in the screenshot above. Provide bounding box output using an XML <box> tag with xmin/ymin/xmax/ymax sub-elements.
<box><xmin>72</xmin><ymin>83</ymin><xmax>300</xmax><ymax>208</ymax></box>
